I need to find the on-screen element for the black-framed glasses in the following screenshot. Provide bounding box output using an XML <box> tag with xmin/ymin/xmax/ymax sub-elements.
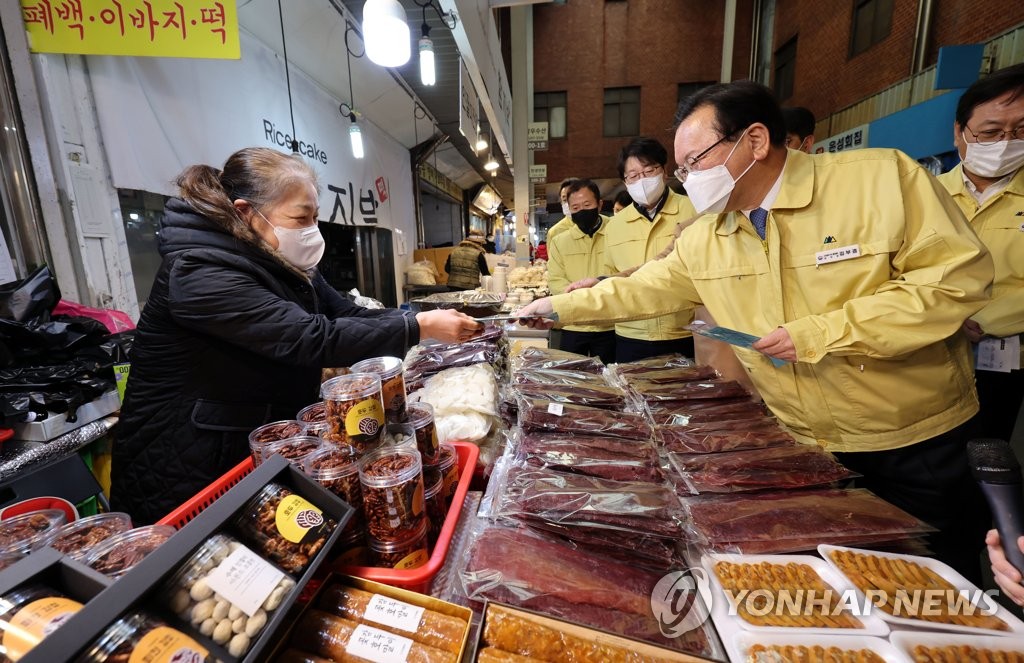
<box><xmin>623</xmin><ymin>164</ymin><xmax>663</xmax><ymax>184</ymax></box>
<box><xmin>963</xmin><ymin>124</ymin><xmax>1024</xmax><ymax>146</ymax></box>
<box><xmin>673</xmin><ymin>133</ymin><xmax>733</xmax><ymax>183</ymax></box>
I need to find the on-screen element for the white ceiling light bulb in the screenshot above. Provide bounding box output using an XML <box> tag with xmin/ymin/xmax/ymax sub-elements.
<box><xmin>474</xmin><ymin>138</ymin><xmax>488</xmax><ymax>152</ymax></box>
<box><xmin>419</xmin><ymin>25</ymin><xmax>435</xmax><ymax>86</ymax></box>
<box><xmin>363</xmin><ymin>0</ymin><xmax>411</xmax><ymax>67</ymax></box>
<box><xmin>483</xmin><ymin>157</ymin><xmax>499</xmax><ymax>171</ymax></box>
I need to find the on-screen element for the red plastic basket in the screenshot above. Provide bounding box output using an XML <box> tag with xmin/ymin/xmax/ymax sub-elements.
<box><xmin>157</xmin><ymin>442</ymin><xmax>479</xmax><ymax>594</ymax></box>
<box><xmin>337</xmin><ymin>441</ymin><xmax>478</xmax><ymax>593</ymax></box>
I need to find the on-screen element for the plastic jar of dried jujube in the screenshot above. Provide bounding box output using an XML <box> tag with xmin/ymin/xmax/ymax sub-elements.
<box><xmin>407</xmin><ymin>402</ymin><xmax>440</xmax><ymax>465</ymax></box>
<box><xmin>423</xmin><ymin>468</ymin><xmax>446</xmax><ymax>548</ymax></box>
<box><xmin>321</xmin><ymin>374</ymin><xmax>385</xmax><ymax>455</ymax></box>
<box><xmin>368</xmin><ymin>519</ymin><xmax>428</xmax><ymax>570</ymax></box>
<box><xmin>358</xmin><ymin>447</ymin><xmax>425</xmax><ymax>542</ymax></box>
<box><xmin>437</xmin><ymin>443</ymin><xmax>460</xmax><ymax>507</ymax></box>
<box><xmin>302</xmin><ymin>446</ymin><xmax>364</xmax><ymax>534</ymax></box>
<box><xmin>260</xmin><ymin>435</ymin><xmax>323</xmax><ymax>466</ymax></box>
<box><xmin>350</xmin><ymin>356</ymin><xmax>408</xmax><ymax>424</ymax></box>
<box><xmin>296</xmin><ymin>401</ymin><xmax>327</xmax><ymax>423</ymax></box>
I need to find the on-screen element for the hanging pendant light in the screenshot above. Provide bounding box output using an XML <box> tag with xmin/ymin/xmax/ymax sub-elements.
<box><xmin>419</xmin><ymin>24</ymin><xmax>435</xmax><ymax>86</ymax></box>
<box><xmin>348</xmin><ymin>112</ymin><xmax>364</xmax><ymax>159</ymax></box>
<box><xmin>363</xmin><ymin>0</ymin><xmax>411</xmax><ymax>67</ymax></box>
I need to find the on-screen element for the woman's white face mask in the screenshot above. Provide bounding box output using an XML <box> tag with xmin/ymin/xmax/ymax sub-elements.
<box><xmin>255</xmin><ymin>208</ymin><xmax>325</xmax><ymax>272</ymax></box>
<box><xmin>961</xmin><ymin>133</ymin><xmax>1024</xmax><ymax>179</ymax></box>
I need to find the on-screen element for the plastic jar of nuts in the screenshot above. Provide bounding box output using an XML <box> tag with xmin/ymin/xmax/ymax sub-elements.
<box><xmin>234</xmin><ymin>483</ymin><xmax>336</xmax><ymax>575</ymax></box>
<box><xmin>302</xmin><ymin>446</ymin><xmax>364</xmax><ymax>534</ymax></box>
<box><xmin>437</xmin><ymin>443</ymin><xmax>460</xmax><ymax>507</ymax></box>
<box><xmin>160</xmin><ymin>533</ymin><xmax>296</xmax><ymax>658</ymax></box>
<box><xmin>334</xmin><ymin>526</ymin><xmax>369</xmax><ymax>567</ymax></box>
<box><xmin>78</xmin><ymin>611</ymin><xmax>215</xmax><ymax>663</ymax></box>
<box><xmin>384</xmin><ymin>422</ymin><xmax>415</xmax><ymax>449</ymax></box>
<box><xmin>296</xmin><ymin>401</ymin><xmax>327</xmax><ymax>423</ymax></box>
<box><xmin>48</xmin><ymin>512</ymin><xmax>133</xmax><ymax>561</ymax></box>
<box><xmin>320</xmin><ymin>374</ymin><xmax>385</xmax><ymax>455</ymax></box>
<box><xmin>0</xmin><ymin>509</ymin><xmax>67</xmax><ymax>557</ymax></box>
<box><xmin>0</xmin><ymin>584</ymin><xmax>83</xmax><ymax>660</ymax></box>
<box><xmin>368</xmin><ymin>519</ymin><xmax>429</xmax><ymax>570</ymax></box>
<box><xmin>302</xmin><ymin>420</ymin><xmax>330</xmax><ymax>440</ymax></box>
<box><xmin>358</xmin><ymin>447</ymin><xmax>426</xmax><ymax>543</ymax></box>
<box><xmin>260</xmin><ymin>436</ymin><xmax>323</xmax><ymax>466</ymax></box>
<box><xmin>423</xmin><ymin>468</ymin><xmax>446</xmax><ymax>548</ymax></box>
<box><xmin>85</xmin><ymin>524</ymin><xmax>176</xmax><ymax>579</ymax></box>
<box><xmin>249</xmin><ymin>420</ymin><xmax>307</xmax><ymax>466</ymax></box>
<box><xmin>406</xmin><ymin>402</ymin><xmax>441</xmax><ymax>465</ymax></box>
<box><xmin>350</xmin><ymin>356</ymin><xmax>408</xmax><ymax>424</ymax></box>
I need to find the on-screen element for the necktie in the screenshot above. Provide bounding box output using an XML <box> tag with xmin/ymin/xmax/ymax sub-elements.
<box><xmin>750</xmin><ymin>207</ymin><xmax>768</xmax><ymax>240</ymax></box>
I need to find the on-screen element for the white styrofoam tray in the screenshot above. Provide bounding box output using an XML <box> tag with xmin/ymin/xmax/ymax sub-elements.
<box><xmin>702</xmin><ymin>553</ymin><xmax>890</xmax><ymax>646</ymax></box>
<box><xmin>732</xmin><ymin>632</ymin><xmax>911</xmax><ymax>663</ymax></box>
<box><xmin>890</xmin><ymin>630</ymin><xmax>1024</xmax><ymax>658</ymax></box>
<box><xmin>819</xmin><ymin>544</ymin><xmax>1024</xmax><ymax>637</ymax></box>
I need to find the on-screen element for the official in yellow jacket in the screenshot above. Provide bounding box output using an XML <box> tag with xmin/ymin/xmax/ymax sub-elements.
<box><xmin>547</xmin><ymin>179</ymin><xmax>616</xmax><ymax>363</ymax></box>
<box><xmin>937</xmin><ymin>63</ymin><xmax>1024</xmax><ymax>445</ymax></box>
<box><xmin>545</xmin><ymin>177</ymin><xmax>578</xmax><ymax>244</ymax></box>
<box><xmin>605</xmin><ymin>137</ymin><xmax>698</xmax><ymax>361</ymax></box>
<box><xmin>519</xmin><ymin>81</ymin><xmax>994</xmax><ymax>584</ymax></box>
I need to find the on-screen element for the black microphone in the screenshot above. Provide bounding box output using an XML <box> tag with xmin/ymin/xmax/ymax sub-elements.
<box><xmin>967</xmin><ymin>438</ymin><xmax>1024</xmax><ymax>574</ymax></box>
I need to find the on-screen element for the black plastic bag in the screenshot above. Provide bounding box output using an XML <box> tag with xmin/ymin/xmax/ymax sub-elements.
<box><xmin>0</xmin><ymin>265</ymin><xmax>61</xmax><ymax>323</ymax></box>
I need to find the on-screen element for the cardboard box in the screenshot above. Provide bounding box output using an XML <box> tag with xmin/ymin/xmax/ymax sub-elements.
<box><xmin>20</xmin><ymin>455</ymin><xmax>355</xmax><ymax>662</ymax></box>
<box><xmin>475</xmin><ymin>602</ymin><xmax>717</xmax><ymax>662</ymax></box>
<box><xmin>264</xmin><ymin>574</ymin><xmax>473</xmax><ymax>662</ymax></box>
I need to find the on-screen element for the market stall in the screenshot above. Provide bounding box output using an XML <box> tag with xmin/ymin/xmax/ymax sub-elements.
<box><xmin>0</xmin><ymin>325</ymin><xmax>1021</xmax><ymax>662</ymax></box>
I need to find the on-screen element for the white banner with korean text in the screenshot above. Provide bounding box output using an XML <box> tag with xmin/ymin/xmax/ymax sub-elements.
<box><xmin>86</xmin><ymin>29</ymin><xmax>414</xmax><ymax>235</ymax></box>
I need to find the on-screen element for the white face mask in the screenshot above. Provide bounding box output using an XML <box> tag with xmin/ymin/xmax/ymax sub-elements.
<box><xmin>561</xmin><ymin>201</ymin><xmax>571</xmax><ymax>218</ymax></box>
<box><xmin>961</xmin><ymin>134</ymin><xmax>1024</xmax><ymax>178</ymax></box>
<box><xmin>256</xmin><ymin>209</ymin><xmax>325</xmax><ymax>272</ymax></box>
<box><xmin>684</xmin><ymin>129</ymin><xmax>756</xmax><ymax>214</ymax></box>
<box><xmin>625</xmin><ymin>174</ymin><xmax>666</xmax><ymax>208</ymax></box>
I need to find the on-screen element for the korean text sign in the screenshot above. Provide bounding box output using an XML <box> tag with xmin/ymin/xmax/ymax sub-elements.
<box><xmin>22</xmin><ymin>0</ymin><xmax>240</xmax><ymax>59</ymax></box>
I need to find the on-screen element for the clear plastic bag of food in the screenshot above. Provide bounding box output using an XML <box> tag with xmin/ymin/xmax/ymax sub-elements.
<box><xmin>656</xmin><ymin>425</ymin><xmax>796</xmax><ymax>454</ymax></box>
<box><xmin>404</xmin><ymin>342</ymin><xmax>498</xmax><ymax>381</ymax></box>
<box><xmin>518</xmin><ymin>517</ymin><xmax>685</xmax><ymax>571</ymax></box>
<box><xmin>609</xmin><ymin>354</ymin><xmax>694</xmax><ymax>376</ymax></box>
<box><xmin>684</xmin><ymin>488</ymin><xmax>935</xmax><ymax>553</ymax></box>
<box><xmin>668</xmin><ymin>445</ymin><xmax>857</xmax><ymax>494</ymax></box>
<box><xmin>657</xmin><ymin>415</ymin><xmax>781</xmax><ymax>432</ymax></box>
<box><xmin>514</xmin><ymin>431</ymin><xmax>664</xmax><ymax>483</ymax></box>
<box><xmin>650</xmin><ymin>398</ymin><xmax>772</xmax><ymax>425</ymax></box>
<box><xmin>512</xmin><ymin>383</ymin><xmax>627</xmax><ymax>410</ymax></box>
<box><xmin>495</xmin><ymin>467</ymin><xmax>683</xmax><ymax>538</ymax></box>
<box><xmin>517</xmin><ymin>397</ymin><xmax>652</xmax><ymax>440</ymax></box>
<box><xmin>631</xmin><ymin>380</ymin><xmax>749</xmax><ymax>402</ymax></box>
<box><xmin>460</xmin><ymin>526</ymin><xmax>715</xmax><ymax>657</ymax></box>
<box><xmin>618</xmin><ymin>365</ymin><xmax>719</xmax><ymax>386</ymax></box>
<box><xmin>510</xmin><ymin>347</ymin><xmax>604</xmax><ymax>374</ymax></box>
<box><xmin>512</xmin><ymin>368</ymin><xmax>613</xmax><ymax>388</ymax></box>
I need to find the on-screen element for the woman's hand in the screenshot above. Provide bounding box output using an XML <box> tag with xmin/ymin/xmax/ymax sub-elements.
<box><xmin>987</xmin><ymin>529</ymin><xmax>1024</xmax><ymax>605</ymax></box>
<box><xmin>415</xmin><ymin>309</ymin><xmax>483</xmax><ymax>343</ymax></box>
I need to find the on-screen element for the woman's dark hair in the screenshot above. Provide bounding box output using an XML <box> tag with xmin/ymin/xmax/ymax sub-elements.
<box><xmin>175</xmin><ymin>147</ymin><xmax>319</xmax><ymax>235</ymax></box>
<box><xmin>616</xmin><ymin>137</ymin><xmax>668</xmax><ymax>179</ymax></box>
<box><xmin>955</xmin><ymin>63</ymin><xmax>1024</xmax><ymax>128</ymax></box>
<box><xmin>614</xmin><ymin>190</ymin><xmax>634</xmax><ymax>208</ymax></box>
<box><xmin>675</xmin><ymin>81</ymin><xmax>786</xmax><ymax>147</ymax></box>
<box><xmin>565</xmin><ymin>178</ymin><xmax>601</xmax><ymax>204</ymax></box>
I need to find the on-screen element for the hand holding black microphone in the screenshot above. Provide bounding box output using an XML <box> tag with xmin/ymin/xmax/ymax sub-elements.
<box><xmin>968</xmin><ymin>438</ymin><xmax>1024</xmax><ymax>605</ymax></box>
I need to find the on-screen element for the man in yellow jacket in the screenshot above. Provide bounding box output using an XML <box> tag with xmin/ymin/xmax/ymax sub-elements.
<box><xmin>937</xmin><ymin>63</ymin><xmax>1024</xmax><ymax>445</ymax></box>
<box><xmin>547</xmin><ymin>179</ymin><xmax>616</xmax><ymax>363</ymax></box>
<box><xmin>604</xmin><ymin>137</ymin><xmax>698</xmax><ymax>361</ymax></box>
<box><xmin>519</xmin><ymin>81</ymin><xmax>994</xmax><ymax>584</ymax></box>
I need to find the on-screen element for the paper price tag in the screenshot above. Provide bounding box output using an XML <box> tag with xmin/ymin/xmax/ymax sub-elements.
<box><xmin>976</xmin><ymin>336</ymin><xmax>1021</xmax><ymax>373</ymax></box>
<box><xmin>364</xmin><ymin>594</ymin><xmax>425</xmax><ymax>633</ymax></box>
<box><xmin>345</xmin><ymin>624</ymin><xmax>413</xmax><ymax>663</ymax></box>
<box><xmin>205</xmin><ymin>546</ymin><xmax>285</xmax><ymax>617</ymax></box>
<box><xmin>547</xmin><ymin>402</ymin><xmax>564</xmax><ymax>416</ymax></box>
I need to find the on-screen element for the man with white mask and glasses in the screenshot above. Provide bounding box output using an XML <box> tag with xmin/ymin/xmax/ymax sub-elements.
<box><xmin>937</xmin><ymin>63</ymin><xmax>1024</xmax><ymax>446</ymax></box>
<box><xmin>518</xmin><ymin>81</ymin><xmax>995</xmax><ymax>583</ymax></box>
<box><xmin>597</xmin><ymin>137</ymin><xmax>697</xmax><ymax>361</ymax></box>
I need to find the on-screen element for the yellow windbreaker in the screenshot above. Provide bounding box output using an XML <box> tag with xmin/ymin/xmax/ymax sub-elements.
<box><xmin>547</xmin><ymin>215</ymin><xmax>614</xmax><ymax>333</ymax></box>
<box><xmin>552</xmin><ymin>149</ymin><xmax>994</xmax><ymax>452</ymax></box>
<box><xmin>937</xmin><ymin>164</ymin><xmax>1024</xmax><ymax>367</ymax></box>
<box><xmin>602</xmin><ymin>188</ymin><xmax>697</xmax><ymax>341</ymax></box>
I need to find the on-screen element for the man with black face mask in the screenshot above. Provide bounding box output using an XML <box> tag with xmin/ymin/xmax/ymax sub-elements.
<box><xmin>546</xmin><ymin>179</ymin><xmax>616</xmax><ymax>363</ymax></box>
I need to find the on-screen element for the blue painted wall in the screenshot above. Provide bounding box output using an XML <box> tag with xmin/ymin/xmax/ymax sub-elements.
<box><xmin>868</xmin><ymin>90</ymin><xmax>966</xmax><ymax>159</ymax></box>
